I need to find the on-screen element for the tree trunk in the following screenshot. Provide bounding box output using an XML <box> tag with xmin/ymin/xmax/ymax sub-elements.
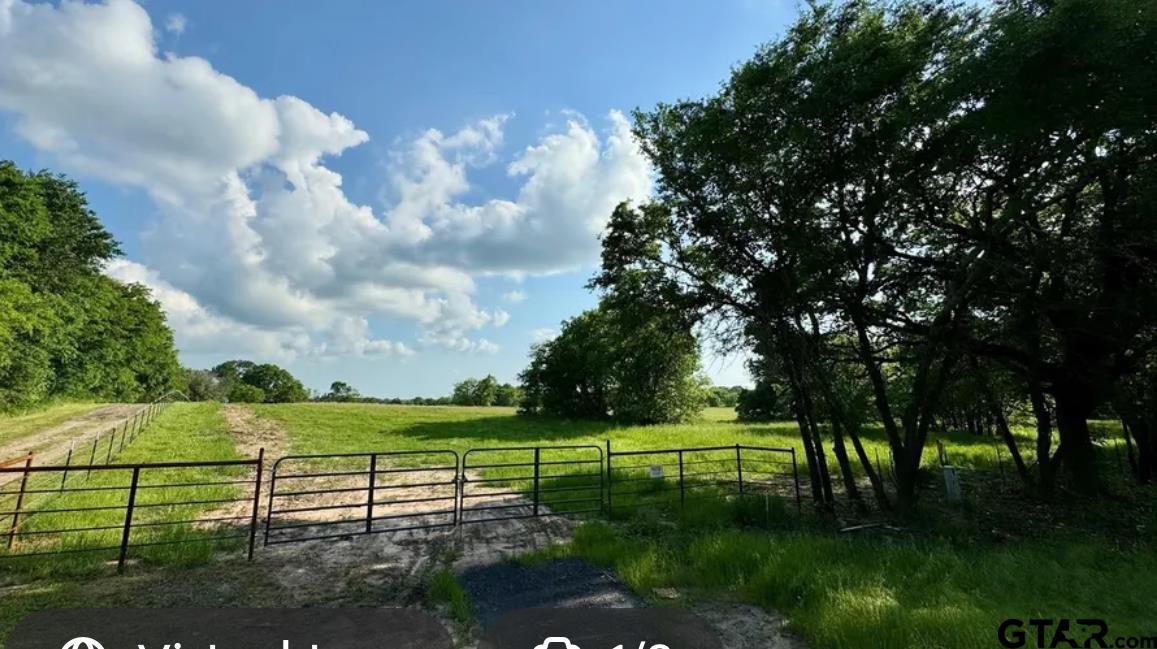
<box><xmin>1030</xmin><ymin>383</ymin><xmax>1061</xmax><ymax>499</ymax></box>
<box><xmin>1052</xmin><ymin>382</ymin><xmax>1102</xmax><ymax>495</ymax></box>
<box><xmin>846</xmin><ymin>424</ymin><xmax>891</xmax><ymax>510</ymax></box>
<box><xmin>1120</xmin><ymin>415</ymin><xmax>1154</xmax><ymax>483</ymax></box>
<box><xmin>972</xmin><ymin>358</ymin><xmax>1031</xmax><ymax>484</ymax></box>
<box><xmin>830</xmin><ymin>419</ymin><xmax>865</xmax><ymax>511</ymax></box>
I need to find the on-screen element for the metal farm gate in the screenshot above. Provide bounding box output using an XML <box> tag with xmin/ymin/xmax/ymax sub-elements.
<box><xmin>458</xmin><ymin>445</ymin><xmax>604</xmax><ymax>523</ymax></box>
<box><xmin>264</xmin><ymin>450</ymin><xmax>459</xmax><ymax>545</ymax></box>
<box><xmin>258</xmin><ymin>442</ymin><xmax>799</xmax><ymax>549</ymax></box>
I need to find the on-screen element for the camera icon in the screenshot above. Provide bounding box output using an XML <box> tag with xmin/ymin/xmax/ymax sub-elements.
<box><xmin>533</xmin><ymin>638</ymin><xmax>581</xmax><ymax>649</ymax></box>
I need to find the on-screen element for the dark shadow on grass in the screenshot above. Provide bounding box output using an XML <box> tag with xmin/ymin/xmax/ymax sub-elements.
<box><xmin>393</xmin><ymin>413</ymin><xmax>617</xmax><ymax>445</ymax></box>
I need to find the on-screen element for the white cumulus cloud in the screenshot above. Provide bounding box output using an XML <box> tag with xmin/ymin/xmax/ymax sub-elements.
<box><xmin>0</xmin><ymin>0</ymin><xmax>652</xmax><ymax>363</ymax></box>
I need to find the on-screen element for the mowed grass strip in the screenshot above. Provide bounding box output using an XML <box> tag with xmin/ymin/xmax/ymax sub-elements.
<box><xmin>0</xmin><ymin>402</ymin><xmax>248</xmax><ymax>577</ymax></box>
<box><xmin>0</xmin><ymin>402</ymin><xmax>107</xmax><ymax>449</ymax></box>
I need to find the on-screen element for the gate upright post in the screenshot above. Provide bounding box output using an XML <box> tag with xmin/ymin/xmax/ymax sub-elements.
<box><xmin>532</xmin><ymin>447</ymin><xmax>541</xmax><ymax>517</ymax></box>
<box><xmin>605</xmin><ymin>440</ymin><xmax>612</xmax><ymax>517</ymax></box>
<box><xmin>5</xmin><ymin>453</ymin><xmax>32</xmax><ymax>549</ymax></box>
<box><xmin>263</xmin><ymin>461</ymin><xmax>278</xmax><ymax>547</ymax></box>
<box><xmin>247</xmin><ymin>448</ymin><xmax>264</xmax><ymax>560</ymax></box>
<box><xmin>736</xmin><ymin>444</ymin><xmax>744</xmax><ymax>496</ymax></box>
<box><xmin>117</xmin><ymin>466</ymin><xmax>141</xmax><ymax>573</ymax></box>
<box><xmin>366</xmin><ymin>454</ymin><xmax>377</xmax><ymax>534</ymax></box>
<box><xmin>60</xmin><ymin>442</ymin><xmax>74</xmax><ymax>492</ymax></box>
<box><xmin>88</xmin><ymin>435</ymin><xmax>99</xmax><ymax>478</ymax></box>
<box><xmin>678</xmin><ymin>450</ymin><xmax>685</xmax><ymax>507</ymax></box>
<box><xmin>790</xmin><ymin>448</ymin><xmax>802</xmax><ymax>514</ymax></box>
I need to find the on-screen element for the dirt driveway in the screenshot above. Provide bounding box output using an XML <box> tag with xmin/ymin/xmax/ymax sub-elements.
<box><xmin>0</xmin><ymin>404</ymin><xmax>144</xmax><ymax>487</ymax></box>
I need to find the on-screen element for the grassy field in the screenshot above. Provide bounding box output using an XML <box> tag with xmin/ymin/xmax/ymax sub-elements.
<box><xmin>0</xmin><ymin>402</ymin><xmax>107</xmax><ymax>448</ymax></box>
<box><xmin>250</xmin><ymin>402</ymin><xmax>1024</xmax><ymax>472</ymax></box>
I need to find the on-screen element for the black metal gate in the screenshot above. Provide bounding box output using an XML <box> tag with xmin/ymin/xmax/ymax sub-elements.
<box><xmin>264</xmin><ymin>450</ymin><xmax>459</xmax><ymax>545</ymax></box>
<box><xmin>606</xmin><ymin>444</ymin><xmax>801</xmax><ymax>515</ymax></box>
<box><xmin>458</xmin><ymin>445</ymin><xmax>603</xmax><ymax>524</ymax></box>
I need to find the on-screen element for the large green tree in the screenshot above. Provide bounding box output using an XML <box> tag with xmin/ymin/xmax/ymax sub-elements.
<box><xmin>0</xmin><ymin>162</ymin><xmax>181</xmax><ymax>410</ymax></box>
<box><xmin>210</xmin><ymin>360</ymin><xmax>307</xmax><ymax>404</ymax></box>
<box><xmin>519</xmin><ymin>301</ymin><xmax>705</xmax><ymax>424</ymax></box>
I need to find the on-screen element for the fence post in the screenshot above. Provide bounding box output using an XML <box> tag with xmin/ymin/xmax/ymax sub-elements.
<box><xmin>117</xmin><ymin>466</ymin><xmax>141</xmax><ymax>573</ymax></box>
<box><xmin>88</xmin><ymin>435</ymin><xmax>99</xmax><ymax>478</ymax></box>
<box><xmin>366</xmin><ymin>453</ymin><xmax>377</xmax><ymax>534</ymax></box>
<box><xmin>263</xmin><ymin>460</ymin><xmax>278</xmax><ymax>548</ymax></box>
<box><xmin>790</xmin><ymin>448</ymin><xmax>802</xmax><ymax>514</ymax></box>
<box><xmin>118</xmin><ymin>421</ymin><xmax>128</xmax><ymax>452</ymax></box>
<box><xmin>60</xmin><ymin>442</ymin><xmax>74</xmax><ymax>492</ymax></box>
<box><xmin>678</xmin><ymin>449</ymin><xmax>685</xmax><ymax>507</ymax></box>
<box><xmin>247</xmin><ymin>448</ymin><xmax>264</xmax><ymax>560</ymax></box>
<box><xmin>735</xmin><ymin>444</ymin><xmax>745</xmax><ymax>496</ymax></box>
<box><xmin>5</xmin><ymin>453</ymin><xmax>33</xmax><ymax>549</ymax></box>
<box><xmin>532</xmin><ymin>447</ymin><xmax>541</xmax><ymax>517</ymax></box>
<box><xmin>105</xmin><ymin>428</ymin><xmax>115</xmax><ymax>464</ymax></box>
<box><xmin>605</xmin><ymin>439</ymin><xmax>612</xmax><ymax>516</ymax></box>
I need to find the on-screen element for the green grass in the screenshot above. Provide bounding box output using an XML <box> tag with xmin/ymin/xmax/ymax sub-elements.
<box><xmin>251</xmin><ymin>402</ymin><xmax>1110</xmax><ymax>472</ymax></box>
<box><xmin>535</xmin><ymin>507</ymin><xmax>1157</xmax><ymax>649</ymax></box>
<box><xmin>0</xmin><ymin>402</ymin><xmax>247</xmax><ymax>577</ymax></box>
<box><xmin>425</xmin><ymin>568</ymin><xmax>474</xmax><ymax>626</ymax></box>
<box><xmin>0</xmin><ymin>401</ymin><xmax>108</xmax><ymax>449</ymax></box>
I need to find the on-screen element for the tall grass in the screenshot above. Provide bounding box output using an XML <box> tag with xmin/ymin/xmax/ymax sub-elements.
<box><xmin>541</xmin><ymin>507</ymin><xmax>1157</xmax><ymax>649</ymax></box>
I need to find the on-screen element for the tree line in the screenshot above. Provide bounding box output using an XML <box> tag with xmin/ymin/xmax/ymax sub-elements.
<box><xmin>590</xmin><ymin>0</ymin><xmax>1157</xmax><ymax>510</ymax></box>
<box><xmin>0</xmin><ymin>162</ymin><xmax>182</xmax><ymax>411</ymax></box>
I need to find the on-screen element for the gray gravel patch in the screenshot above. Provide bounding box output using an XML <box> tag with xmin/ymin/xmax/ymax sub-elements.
<box><xmin>458</xmin><ymin>558</ymin><xmax>642</xmax><ymax>626</ymax></box>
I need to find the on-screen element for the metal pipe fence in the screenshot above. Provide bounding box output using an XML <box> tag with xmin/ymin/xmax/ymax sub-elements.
<box><xmin>0</xmin><ymin>452</ymin><xmax>263</xmax><ymax>571</ymax></box>
<box><xmin>2</xmin><ymin>437</ymin><xmax>803</xmax><ymax>566</ymax></box>
<box><xmin>605</xmin><ymin>443</ymin><xmax>801</xmax><ymax>516</ymax></box>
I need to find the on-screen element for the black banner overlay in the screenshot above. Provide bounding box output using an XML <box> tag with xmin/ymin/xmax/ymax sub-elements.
<box><xmin>479</xmin><ymin>609</ymin><xmax>723</xmax><ymax>649</ymax></box>
<box><xmin>7</xmin><ymin>609</ymin><xmax>452</xmax><ymax>649</ymax></box>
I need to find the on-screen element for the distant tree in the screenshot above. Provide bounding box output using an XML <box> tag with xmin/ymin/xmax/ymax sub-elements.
<box><xmin>324</xmin><ymin>380</ymin><xmax>360</xmax><ymax>402</ymax></box>
<box><xmin>228</xmin><ymin>383</ymin><xmax>266</xmax><ymax>404</ymax></box>
<box><xmin>451</xmin><ymin>378</ymin><xmax>479</xmax><ymax>406</ymax></box>
<box><xmin>472</xmin><ymin>375</ymin><xmax>499</xmax><ymax>407</ymax></box>
<box><xmin>243</xmin><ymin>363</ymin><xmax>307</xmax><ymax>403</ymax></box>
<box><xmin>494</xmin><ymin>383</ymin><xmax>522</xmax><ymax>407</ymax></box>
<box><xmin>183</xmin><ymin>368</ymin><xmax>227</xmax><ymax>402</ymax></box>
<box><xmin>705</xmin><ymin>386</ymin><xmax>744</xmax><ymax>408</ymax></box>
<box><xmin>519</xmin><ymin>302</ymin><xmax>705</xmax><ymax>424</ymax></box>
<box><xmin>210</xmin><ymin>359</ymin><xmax>306</xmax><ymax>403</ymax></box>
<box><xmin>736</xmin><ymin>384</ymin><xmax>786</xmax><ymax>423</ymax></box>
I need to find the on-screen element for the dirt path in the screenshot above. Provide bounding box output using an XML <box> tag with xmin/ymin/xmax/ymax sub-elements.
<box><xmin>0</xmin><ymin>404</ymin><xmax>144</xmax><ymax>487</ymax></box>
<box><xmin>222</xmin><ymin>404</ymin><xmax>289</xmax><ymax>464</ymax></box>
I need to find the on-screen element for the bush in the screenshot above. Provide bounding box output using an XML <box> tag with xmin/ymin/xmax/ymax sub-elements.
<box><xmin>228</xmin><ymin>383</ymin><xmax>266</xmax><ymax>403</ymax></box>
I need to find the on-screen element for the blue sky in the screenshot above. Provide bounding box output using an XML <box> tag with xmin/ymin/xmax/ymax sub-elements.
<box><xmin>0</xmin><ymin>0</ymin><xmax>796</xmax><ymax>397</ymax></box>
